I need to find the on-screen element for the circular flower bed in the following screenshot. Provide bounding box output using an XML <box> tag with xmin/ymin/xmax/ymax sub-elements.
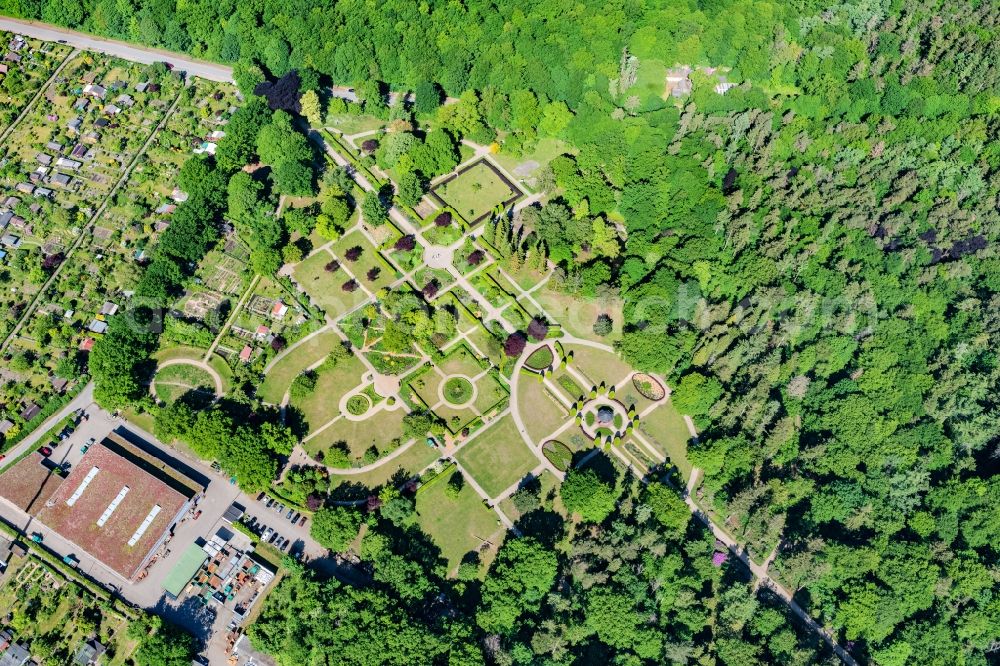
<box><xmin>443</xmin><ymin>377</ymin><xmax>474</xmax><ymax>405</ymax></box>
<box><xmin>346</xmin><ymin>394</ymin><xmax>370</xmax><ymax>416</ymax></box>
<box><xmin>632</xmin><ymin>373</ymin><xmax>665</xmax><ymax>400</ymax></box>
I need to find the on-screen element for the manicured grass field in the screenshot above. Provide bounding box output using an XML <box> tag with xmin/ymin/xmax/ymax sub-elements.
<box><xmin>154</xmin><ymin>362</ymin><xmax>214</xmax><ymax>388</ymax></box>
<box><xmin>457</xmin><ymin>415</ymin><xmax>540</xmax><ymax>498</ymax></box>
<box><xmin>493</xmin><ymin>137</ymin><xmax>575</xmax><ymax>190</ymax></box>
<box><xmin>497</xmin><ymin>469</ymin><xmax>566</xmax><ymax>521</ymax></box>
<box><xmin>259</xmin><ymin>330</ymin><xmax>341</xmax><ymax>404</ymax></box>
<box><xmin>472</xmin><ymin>372</ymin><xmax>509</xmax><ymax>415</ymax></box>
<box><xmin>329</xmin><ymin>441</ymin><xmax>441</xmax><ymax>491</ymax></box>
<box><xmin>304</xmin><ymin>407</ymin><xmax>408</xmax><ymax>461</ymax></box>
<box><xmin>618</xmin><ymin>378</ymin><xmax>662</xmax><ymax>414</ymax></box>
<box><xmin>438</xmin><ymin>401</ymin><xmax>481</xmax><ymax>434</ymax></box>
<box><xmin>637</xmin><ymin>399</ymin><xmax>693</xmax><ymax>480</ymax></box>
<box><xmin>566</xmin><ymin>344</ymin><xmax>635</xmax><ymax>388</ymax></box>
<box><xmin>532</xmin><ymin>289</ymin><xmax>624</xmax><ymax>343</ymax></box>
<box><xmin>466</xmin><ymin>325</ymin><xmax>503</xmax><ymax>364</ymax></box>
<box><xmin>291</xmin><ymin>352</ymin><xmax>367</xmax><ymax>432</ymax></box>
<box><xmin>439</xmin><ymin>344</ymin><xmax>486</xmax><ymax>378</ymax></box>
<box><xmin>407</xmin><ymin>367</ymin><xmax>445</xmax><ymax>408</ymax></box>
<box><xmin>434</xmin><ymin>161</ymin><xmax>518</xmax><ymax>221</ymax></box>
<box><xmin>415</xmin><ymin>474</ymin><xmax>505</xmax><ymax>574</ymax></box>
<box><xmin>517</xmin><ymin>377</ymin><xmax>572</xmax><ymax>445</ymax></box>
<box><xmin>326</xmin><ymin>113</ymin><xmax>385</xmax><ymax>135</ymax></box>
<box><xmin>293</xmin><ymin>249</ymin><xmax>371</xmax><ymax>316</ymax></box>
<box><xmin>332</xmin><ymin>230</ymin><xmax>397</xmax><ymax>289</ymax></box>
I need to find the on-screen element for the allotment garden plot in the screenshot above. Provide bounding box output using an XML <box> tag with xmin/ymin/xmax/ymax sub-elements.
<box><xmin>0</xmin><ymin>32</ymin><xmax>72</xmax><ymax>131</ymax></box>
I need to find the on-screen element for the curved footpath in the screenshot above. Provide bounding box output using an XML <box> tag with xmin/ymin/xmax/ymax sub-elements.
<box><xmin>153</xmin><ymin>358</ymin><xmax>224</xmax><ymax>397</ymax></box>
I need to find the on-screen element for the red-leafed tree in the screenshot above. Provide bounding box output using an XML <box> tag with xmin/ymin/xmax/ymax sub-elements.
<box><xmin>342</xmin><ymin>279</ymin><xmax>359</xmax><ymax>292</ymax></box>
<box><xmin>504</xmin><ymin>332</ymin><xmax>527</xmax><ymax>357</ymax></box>
<box><xmin>434</xmin><ymin>212</ymin><xmax>452</xmax><ymax>227</ymax></box>
<box><xmin>324</xmin><ymin>260</ymin><xmax>340</xmax><ymax>272</ymax></box>
<box><xmin>527</xmin><ymin>317</ymin><xmax>549</xmax><ymax>341</ymax></box>
<box><xmin>344</xmin><ymin>246</ymin><xmax>363</xmax><ymax>261</ymax></box>
<box><xmin>422</xmin><ymin>281</ymin><xmax>439</xmax><ymax>298</ymax></box>
<box><xmin>394</xmin><ymin>235</ymin><xmax>416</xmax><ymax>251</ymax></box>
<box><xmin>467</xmin><ymin>250</ymin><xmax>484</xmax><ymax>266</ymax></box>
<box><xmin>366</xmin><ymin>267</ymin><xmax>381</xmax><ymax>281</ymax></box>
<box><xmin>361</xmin><ymin>139</ymin><xmax>378</xmax><ymax>154</ymax></box>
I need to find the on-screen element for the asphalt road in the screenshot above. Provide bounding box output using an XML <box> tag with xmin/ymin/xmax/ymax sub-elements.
<box><xmin>0</xmin><ymin>16</ymin><xmax>233</xmax><ymax>82</ymax></box>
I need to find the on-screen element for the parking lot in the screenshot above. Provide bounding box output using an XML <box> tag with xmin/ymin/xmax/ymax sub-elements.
<box><xmin>237</xmin><ymin>494</ymin><xmax>320</xmax><ymax>560</ymax></box>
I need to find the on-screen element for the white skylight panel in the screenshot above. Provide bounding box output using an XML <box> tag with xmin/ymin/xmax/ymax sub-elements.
<box><xmin>66</xmin><ymin>466</ymin><xmax>99</xmax><ymax>506</ymax></box>
<box><xmin>96</xmin><ymin>485</ymin><xmax>129</xmax><ymax>527</ymax></box>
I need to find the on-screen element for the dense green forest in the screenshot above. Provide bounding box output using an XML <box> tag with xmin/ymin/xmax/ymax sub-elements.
<box><xmin>6</xmin><ymin>0</ymin><xmax>1000</xmax><ymax>662</ymax></box>
<box><xmin>252</xmin><ymin>468</ymin><xmax>837</xmax><ymax>665</ymax></box>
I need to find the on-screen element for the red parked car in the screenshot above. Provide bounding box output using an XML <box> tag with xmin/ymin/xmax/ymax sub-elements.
<box><xmin>39</xmin><ymin>446</ymin><xmax>52</xmax><ymax>457</ymax></box>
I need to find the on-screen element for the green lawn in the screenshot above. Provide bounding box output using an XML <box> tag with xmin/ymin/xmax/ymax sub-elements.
<box><xmin>533</xmin><ymin>289</ymin><xmax>624</xmax><ymax>343</ymax></box>
<box><xmin>457</xmin><ymin>415</ymin><xmax>540</xmax><ymax>498</ymax></box>
<box><xmin>259</xmin><ymin>330</ymin><xmax>342</xmax><ymax>404</ymax></box>
<box><xmin>304</xmin><ymin>407</ymin><xmax>408</xmax><ymax>462</ymax></box>
<box><xmin>406</xmin><ymin>367</ymin><xmax>444</xmax><ymax>409</ymax></box>
<box><xmin>332</xmin><ymin>230</ymin><xmax>398</xmax><ymax>289</ymax></box>
<box><xmin>472</xmin><ymin>372</ymin><xmax>509</xmax><ymax>415</ymax></box>
<box><xmin>497</xmin><ymin>469</ymin><xmax>566</xmax><ymax>521</ymax></box>
<box><xmin>291</xmin><ymin>352</ymin><xmax>368</xmax><ymax>432</ymax></box>
<box><xmin>154</xmin><ymin>362</ymin><xmax>214</xmax><ymax>387</ymax></box>
<box><xmin>293</xmin><ymin>249</ymin><xmax>372</xmax><ymax>317</ymax></box>
<box><xmin>326</xmin><ymin>114</ymin><xmax>385</xmax><ymax>135</ymax></box>
<box><xmin>329</xmin><ymin>441</ymin><xmax>441</xmax><ymax>491</ymax></box>
<box><xmin>415</xmin><ymin>474</ymin><xmax>505</xmax><ymax>575</ymax></box>
<box><xmin>637</xmin><ymin>399</ymin><xmax>693</xmax><ymax>481</ymax></box>
<box><xmin>434</xmin><ymin>161</ymin><xmax>518</xmax><ymax>221</ymax></box>
<box><xmin>435</xmin><ymin>403</ymin><xmax>480</xmax><ymax>435</ymax></box>
<box><xmin>566</xmin><ymin>344</ymin><xmax>635</xmax><ymax>388</ymax></box>
<box><xmin>493</xmin><ymin>137</ymin><xmax>575</xmax><ymax>190</ymax></box>
<box><xmin>517</xmin><ymin>377</ymin><xmax>572</xmax><ymax>445</ymax></box>
<box><xmin>439</xmin><ymin>344</ymin><xmax>487</xmax><ymax>378</ymax></box>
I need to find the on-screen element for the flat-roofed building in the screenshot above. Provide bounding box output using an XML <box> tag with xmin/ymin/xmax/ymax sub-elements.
<box><xmin>34</xmin><ymin>433</ymin><xmax>204</xmax><ymax>580</ymax></box>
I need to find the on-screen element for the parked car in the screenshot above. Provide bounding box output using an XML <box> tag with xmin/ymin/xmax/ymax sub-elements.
<box><xmin>265</xmin><ymin>498</ymin><xmax>274</xmax><ymax>509</ymax></box>
<box><xmin>257</xmin><ymin>492</ymin><xmax>266</xmax><ymax>502</ymax></box>
<box><xmin>285</xmin><ymin>509</ymin><xmax>294</xmax><ymax>520</ymax></box>
<box><xmin>291</xmin><ymin>512</ymin><xmax>300</xmax><ymax>524</ymax></box>
<box><xmin>39</xmin><ymin>446</ymin><xmax>52</xmax><ymax>457</ymax></box>
<box><xmin>279</xmin><ymin>539</ymin><xmax>290</xmax><ymax>552</ymax></box>
<box><xmin>298</xmin><ymin>516</ymin><xmax>307</xmax><ymax>527</ymax></box>
<box><xmin>268</xmin><ymin>532</ymin><xmax>279</xmax><ymax>544</ymax></box>
<box><xmin>262</xmin><ymin>527</ymin><xmax>273</xmax><ymax>542</ymax></box>
<box><xmin>0</xmin><ymin>454</ymin><xmax>5</xmax><ymax>463</ymax></box>
<box><xmin>80</xmin><ymin>438</ymin><xmax>95</xmax><ymax>454</ymax></box>
<box><xmin>275</xmin><ymin>503</ymin><xmax>285</xmax><ymax>514</ymax></box>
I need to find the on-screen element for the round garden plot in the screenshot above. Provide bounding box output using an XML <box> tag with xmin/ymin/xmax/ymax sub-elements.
<box><xmin>632</xmin><ymin>373</ymin><xmax>665</xmax><ymax>401</ymax></box>
<box><xmin>579</xmin><ymin>399</ymin><xmax>631</xmax><ymax>442</ymax></box>
<box><xmin>346</xmin><ymin>394</ymin><xmax>371</xmax><ymax>416</ymax></box>
<box><xmin>440</xmin><ymin>375</ymin><xmax>476</xmax><ymax>407</ymax></box>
